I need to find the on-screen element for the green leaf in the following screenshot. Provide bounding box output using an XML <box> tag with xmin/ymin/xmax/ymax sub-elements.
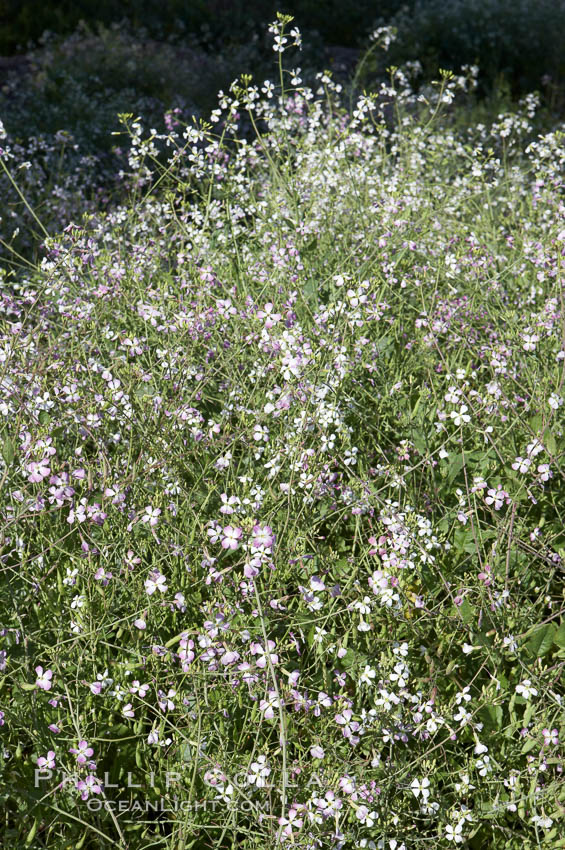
<box><xmin>478</xmin><ymin>704</ymin><xmax>503</xmax><ymax>731</ymax></box>
<box><xmin>545</xmin><ymin>431</ymin><xmax>557</xmax><ymax>456</ymax></box>
<box><xmin>447</xmin><ymin>452</ymin><xmax>465</xmax><ymax>484</ymax></box>
<box><xmin>2</xmin><ymin>437</ymin><xmax>15</xmax><ymax>465</ymax></box>
<box><xmin>553</xmin><ymin>622</ymin><xmax>565</xmax><ymax>649</ymax></box>
<box><xmin>458</xmin><ymin>599</ymin><xmax>475</xmax><ymax>625</ymax></box>
<box><xmin>526</xmin><ymin>623</ymin><xmax>557</xmax><ymax>658</ymax></box>
<box><xmin>521</xmin><ymin>737</ymin><xmax>537</xmax><ymax>754</ymax></box>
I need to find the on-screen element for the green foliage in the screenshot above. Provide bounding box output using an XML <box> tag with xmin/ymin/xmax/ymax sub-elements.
<box><xmin>0</xmin><ymin>15</ymin><xmax>564</xmax><ymax>850</ymax></box>
<box><xmin>370</xmin><ymin>0</ymin><xmax>565</xmax><ymax>103</ymax></box>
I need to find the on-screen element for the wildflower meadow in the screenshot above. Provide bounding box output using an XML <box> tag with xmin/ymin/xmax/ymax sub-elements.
<box><xmin>0</xmin><ymin>14</ymin><xmax>564</xmax><ymax>850</ymax></box>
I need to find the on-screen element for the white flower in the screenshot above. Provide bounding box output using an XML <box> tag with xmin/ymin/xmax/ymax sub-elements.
<box><xmin>475</xmin><ymin>755</ymin><xmax>491</xmax><ymax>776</ymax></box>
<box><xmin>359</xmin><ymin>665</ymin><xmax>376</xmax><ymax>686</ymax></box>
<box><xmin>455</xmin><ymin>686</ymin><xmax>471</xmax><ymax>705</ymax></box>
<box><xmin>411</xmin><ymin>777</ymin><xmax>430</xmax><ymax>800</ymax></box>
<box><xmin>503</xmin><ymin>635</ymin><xmax>517</xmax><ymax>652</ymax></box>
<box><xmin>522</xmin><ymin>334</ymin><xmax>539</xmax><ymax>351</ymax></box>
<box><xmin>516</xmin><ymin>679</ymin><xmax>538</xmax><ymax>699</ymax></box>
<box><xmin>548</xmin><ymin>393</ymin><xmax>563</xmax><ymax>410</ymax></box>
<box><xmin>450</xmin><ymin>405</ymin><xmax>470</xmax><ymax>426</ymax></box>
<box><xmin>247</xmin><ymin>755</ymin><xmax>271</xmax><ymax>788</ymax></box>
<box><xmin>445</xmin><ymin>822</ymin><xmax>464</xmax><ymax>843</ymax></box>
<box><xmin>145</xmin><ymin>571</ymin><xmax>167</xmax><ymax>595</ymax></box>
<box><xmin>356</xmin><ymin>805</ymin><xmax>377</xmax><ymax>826</ymax></box>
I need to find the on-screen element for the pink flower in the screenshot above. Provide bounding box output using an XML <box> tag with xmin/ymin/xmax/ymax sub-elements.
<box><xmin>76</xmin><ymin>775</ymin><xmax>102</xmax><ymax>801</ymax></box>
<box><xmin>278</xmin><ymin>805</ymin><xmax>304</xmax><ymax>840</ymax></box>
<box><xmin>251</xmin><ymin>524</ymin><xmax>275</xmax><ymax>549</ymax></box>
<box><xmin>70</xmin><ymin>740</ymin><xmax>93</xmax><ymax>765</ymax></box>
<box><xmin>37</xmin><ymin>751</ymin><xmax>56</xmax><ymax>769</ymax></box>
<box><xmin>478</xmin><ymin>564</ymin><xmax>492</xmax><ymax>586</ymax></box>
<box><xmin>27</xmin><ymin>460</ymin><xmax>50</xmax><ymax>483</ymax></box>
<box><xmin>542</xmin><ymin>728</ymin><xmax>559</xmax><ymax>746</ymax></box>
<box><xmin>35</xmin><ymin>666</ymin><xmax>53</xmax><ymax>691</ymax></box>
<box><xmin>221</xmin><ymin>526</ymin><xmax>242</xmax><ymax>550</ymax></box>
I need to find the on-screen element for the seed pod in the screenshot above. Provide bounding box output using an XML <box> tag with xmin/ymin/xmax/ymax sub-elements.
<box><xmin>25</xmin><ymin>817</ymin><xmax>38</xmax><ymax>845</ymax></box>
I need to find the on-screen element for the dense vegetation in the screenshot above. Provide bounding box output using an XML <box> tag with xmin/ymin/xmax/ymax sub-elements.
<box><xmin>0</xmin><ymin>12</ymin><xmax>564</xmax><ymax>850</ymax></box>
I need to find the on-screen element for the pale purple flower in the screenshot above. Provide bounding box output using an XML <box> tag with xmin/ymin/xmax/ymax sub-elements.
<box><xmin>27</xmin><ymin>460</ymin><xmax>50</xmax><ymax>483</ymax></box>
<box><xmin>76</xmin><ymin>775</ymin><xmax>102</xmax><ymax>801</ymax></box>
<box><xmin>145</xmin><ymin>570</ymin><xmax>167</xmax><ymax>595</ymax></box>
<box><xmin>35</xmin><ymin>666</ymin><xmax>53</xmax><ymax>691</ymax></box>
<box><xmin>124</xmin><ymin>550</ymin><xmax>141</xmax><ymax>570</ymax></box>
<box><xmin>141</xmin><ymin>505</ymin><xmax>161</xmax><ymax>526</ymax></box>
<box><xmin>251</xmin><ymin>524</ymin><xmax>275</xmax><ymax>549</ymax></box>
<box><xmin>260</xmin><ymin>690</ymin><xmax>280</xmax><ymax>719</ymax></box>
<box><xmin>542</xmin><ymin>728</ymin><xmax>558</xmax><ymax>746</ymax></box>
<box><xmin>94</xmin><ymin>567</ymin><xmax>112</xmax><ymax>584</ymax></box>
<box><xmin>157</xmin><ymin>689</ymin><xmax>176</xmax><ymax>711</ymax></box>
<box><xmin>356</xmin><ymin>805</ymin><xmax>377</xmax><ymax>826</ymax></box>
<box><xmin>250</xmin><ymin>640</ymin><xmax>278</xmax><ymax>668</ymax></box>
<box><xmin>70</xmin><ymin>740</ymin><xmax>93</xmax><ymax>765</ymax></box>
<box><xmin>130</xmin><ymin>680</ymin><xmax>149</xmax><ymax>698</ymax></box>
<box><xmin>37</xmin><ymin>751</ymin><xmax>56</xmax><ymax>769</ymax></box>
<box><xmin>221</xmin><ymin>525</ymin><xmax>242</xmax><ymax>550</ymax></box>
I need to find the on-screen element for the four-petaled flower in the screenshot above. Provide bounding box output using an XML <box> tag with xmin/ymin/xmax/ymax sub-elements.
<box><xmin>141</xmin><ymin>506</ymin><xmax>161</xmax><ymax>526</ymax></box>
<box><xmin>70</xmin><ymin>740</ymin><xmax>93</xmax><ymax>765</ymax></box>
<box><xmin>145</xmin><ymin>570</ymin><xmax>168</xmax><ymax>595</ymax></box>
<box><xmin>247</xmin><ymin>755</ymin><xmax>271</xmax><ymax>788</ymax></box>
<box><xmin>259</xmin><ymin>691</ymin><xmax>280</xmax><ymax>719</ymax></box>
<box><xmin>37</xmin><ymin>751</ymin><xmax>56</xmax><ymax>769</ymax></box>
<box><xmin>411</xmin><ymin>777</ymin><xmax>431</xmax><ymax>800</ymax></box>
<box><xmin>35</xmin><ymin>666</ymin><xmax>53</xmax><ymax>691</ymax></box>
<box><xmin>76</xmin><ymin>775</ymin><xmax>102</xmax><ymax>801</ymax></box>
<box><xmin>221</xmin><ymin>526</ymin><xmax>243</xmax><ymax>550</ymax></box>
<box><xmin>515</xmin><ymin>679</ymin><xmax>538</xmax><ymax>699</ymax></box>
<box><xmin>450</xmin><ymin>405</ymin><xmax>470</xmax><ymax>426</ymax></box>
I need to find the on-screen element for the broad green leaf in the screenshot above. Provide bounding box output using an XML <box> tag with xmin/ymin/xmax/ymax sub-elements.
<box><xmin>478</xmin><ymin>704</ymin><xmax>503</xmax><ymax>730</ymax></box>
<box><xmin>447</xmin><ymin>453</ymin><xmax>465</xmax><ymax>484</ymax></box>
<box><xmin>521</xmin><ymin>737</ymin><xmax>537</xmax><ymax>754</ymax></box>
<box><xmin>526</xmin><ymin>623</ymin><xmax>556</xmax><ymax>657</ymax></box>
<box><xmin>553</xmin><ymin>621</ymin><xmax>565</xmax><ymax>649</ymax></box>
<box><xmin>458</xmin><ymin>599</ymin><xmax>475</xmax><ymax>625</ymax></box>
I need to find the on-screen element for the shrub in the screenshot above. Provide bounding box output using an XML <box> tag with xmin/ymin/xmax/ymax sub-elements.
<box><xmin>371</xmin><ymin>0</ymin><xmax>565</xmax><ymax>101</ymax></box>
<box><xmin>0</xmin><ymin>15</ymin><xmax>564</xmax><ymax>850</ymax></box>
